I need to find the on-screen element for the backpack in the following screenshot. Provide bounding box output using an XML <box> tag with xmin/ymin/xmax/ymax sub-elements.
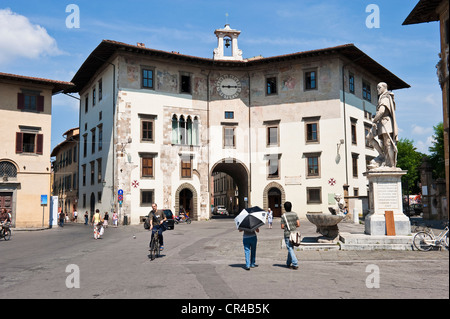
<box><xmin>143</xmin><ymin>215</ymin><xmax>150</xmax><ymax>229</ymax></box>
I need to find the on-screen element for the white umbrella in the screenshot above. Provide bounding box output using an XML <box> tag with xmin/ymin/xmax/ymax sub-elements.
<box><xmin>234</xmin><ymin>206</ymin><xmax>266</xmax><ymax>232</ymax></box>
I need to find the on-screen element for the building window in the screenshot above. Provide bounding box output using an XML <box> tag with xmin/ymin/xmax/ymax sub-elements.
<box><xmin>92</xmin><ymin>87</ymin><xmax>96</xmax><ymax>106</ymax></box>
<box><xmin>224</xmin><ymin>127</ymin><xmax>235</xmax><ymax>148</ymax></box>
<box><xmin>305</xmin><ymin>70</ymin><xmax>317</xmax><ymax>90</ymax></box>
<box><xmin>142</xmin><ymin>156</ymin><xmax>154</xmax><ymax>178</ymax></box>
<box><xmin>351</xmin><ymin>119</ymin><xmax>357</xmax><ymax>145</ymax></box>
<box><xmin>90</xmin><ymin>161</ymin><xmax>95</xmax><ymax>185</ymax></box>
<box><xmin>142</xmin><ymin>120</ymin><xmax>154</xmax><ymax>142</ymax></box>
<box><xmin>91</xmin><ymin>128</ymin><xmax>96</xmax><ymax>154</ymax></box>
<box><xmin>363</xmin><ymin>81</ymin><xmax>371</xmax><ymax>102</ymax></box>
<box><xmin>98</xmin><ymin>79</ymin><xmax>102</xmax><ymax>101</ymax></box>
<box><xmin>85</xmin><ymin>95</ymin><xmax>88</xmax><ymax>113</ymax></box>
<box><xmin>83</xmin><ymin>134</ymin><xmax>87</xmax><ymax>158</ymax></box>
<box><xmin>97</xmin><ymin>158</ymin><xmax>102</xmax><ymax>184</ymax></box>
<box><xmin>98</xmin><ymin>125</ymin><xmax>103</xmax><ymax>151</ymax></box>
<box><xmin>0</xmin><ymin>161</ymin><xmax>17</xmax><ymax>178</ymax></box>
<box><xmin>82</xmin><ymin>194</ymin><xmax>86</xmax><ymax>208</ymax></box>
<box><xmin>305</xmin><ymin>153</ymin><xmax>320</xmax><ymax>178</ymax></box>
<box><xmin>98</xmin><ymin>191</ymin><xmax>102</xmax><ymax>203</ymax></box>
<box><xmin>267</xmin><ymin>155</ymin><xmax>280</xmax><ymax>179</ymax></box>
<box><xmin>307</xmin><ymin>187</ymin><xmax>322</xmax><ymax>204</ymax></box>
<box><xmin>15</xmin><ymin>132</ymin><xmax>43</xmax><ymax>155</ymax></box>
<box><xmin>82</xmin><ymin>164</ymin><xmax>86</xmax><ymax>186</ymax></box>
<box><xmin>172</xmin><ymin>115</ymin><xmax>199</xmax><ymax>146</ymax></box>
<box><xmin>305</xmin><ymin>120</ymin><xmax>320</xmax><ymax>143</ymax></box>
<box><xmin>266</xmin><ymin>77</ymin><xmax>277</xmax><ymax>95</ymax></box>
<box><xmin>17</xmin><ymin>91</ymin><xmax>44</xmax><ymax>112</ymax></box>
<box><xmin>267</xmin><ymin>126</ymin><xmax>279</xmax><ymax>146</ymax></box>
<box><xmin>365</xmin><ymin>124</ymin><xmax>372</xmax><ymax>148</ymax></box>
<box><xmin>73</xmin><ymin>172</ymin><xmax>77</xmax><ymax>189</ymax></box>
<box><xmin>180</xmin><ymin>74</ymin><xmax>191</xmax><ymax>94</ymax></box>
<box><xmin>349</xmin><ymin>73</ymin><xmax>355</xmax><ymax>94</ymax></box>
<box><xmin>181</xmin><ymin>156</ymin><xmax>192</xmax><ymax>178</ymax></box>
<box><xmin>142</xmin><ymin>68</ymin><xmax>154</xmax><ymax>89</ymax></box>
<box><xmin>225</xmin><ymin>111</ymin><xmax>234</xmax><ymax>119</ymax></box>
<box><xmin>352</xmin><ymin>153</ymin><xmax>359</xmax><ymax>178</ymax></box>
<box><xmin>141</xmin><ymin>190</ymin><xmax>154</xmax><ymax>207</ymax></box>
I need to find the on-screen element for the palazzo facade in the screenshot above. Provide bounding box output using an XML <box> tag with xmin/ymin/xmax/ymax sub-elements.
<box><xmin>66</xmin><ymin>25</ymin><xmax>409</xmax><ymax>224</ymax></box>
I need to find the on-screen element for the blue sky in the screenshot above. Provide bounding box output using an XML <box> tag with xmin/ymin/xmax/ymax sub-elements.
<box><xmin>0</xmin><ymin>0</ymin><xmax>443</xmax><ymax>154</ymax></box>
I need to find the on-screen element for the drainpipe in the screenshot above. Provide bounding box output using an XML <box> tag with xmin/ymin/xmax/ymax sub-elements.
<box><xmin>247</xmin><ymin>71</ymin><xmax>252</xmax><ymax>205</ymax></box>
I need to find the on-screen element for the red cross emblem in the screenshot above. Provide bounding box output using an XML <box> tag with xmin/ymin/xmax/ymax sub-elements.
<box><xmin>132</xmin><ymin>180</ymin><xmax>139</xmax><ymax>188</ymax></box>
<box><xmin>328</xmin><ymin>178</ymin><xmax>336</xmax><ymax>186</ymax></box>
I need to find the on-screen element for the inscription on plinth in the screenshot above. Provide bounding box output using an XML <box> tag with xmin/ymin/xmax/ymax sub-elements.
<box><xmin>377</xmin><ymin>182</ymin><xmax>399</xmax><ymax>210</ymax></box>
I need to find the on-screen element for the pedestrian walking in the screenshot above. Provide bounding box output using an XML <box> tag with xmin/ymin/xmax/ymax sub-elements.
<box><xmin>281</xmin><ymin>201</ymin><xmax>300</xmax><ymax>270</ymax></box>
<box><xmin>84</xmin><ymin>211</ymin><xmax>89</xmax><ymax>225</ymax></box>
<box><xmin>240</xmin><ymin>228</ymin><xmax>259</xmax><ymax>270</ymax></box>
<box><xmin>103</xmin><ymin>211</ymin><xmax>109</xmax><ymax>228</ymax></box>
<box><xmin>73</xmin><ymin>210</ymin><xmax>78</xmax><ymax>223</ymax></box>
<box><xmin>267</xmin><ymin>208</ymin><xmax>273</xmax><ymax>229</ymax></box>
<box><xmin>59</xmin><ymin>211</ymin><xmax>65</xmax><ymax>227</ymax></box>
<box><xmin>112</xmin><ymin>211</ymin><xmax>118</xmax><ymax>227</ymax></box>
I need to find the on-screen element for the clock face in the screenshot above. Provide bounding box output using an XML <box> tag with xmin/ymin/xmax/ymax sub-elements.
<box><xmin>216</xmin><ymin>75</ymin><xmax>242</xmax><ymax>99</ymax></box>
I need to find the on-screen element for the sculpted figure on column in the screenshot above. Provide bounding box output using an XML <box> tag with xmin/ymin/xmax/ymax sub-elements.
<box><xmin>367</xmin><ymin>82</ymin><xmax>399</xmax><ymax>169</ymax></box>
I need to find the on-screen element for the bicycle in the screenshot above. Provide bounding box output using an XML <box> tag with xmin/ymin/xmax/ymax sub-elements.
<box><xmin>149</xmin><ymin>230</ymin><xmax>160</xmax><ymax>260</ymax></box>
<box><xmin>413</xmin><ymin>221</ymin><xmax>449</xmax><ymax>251</ymax></box>
<box><xmin>1</xmin><ymin>222</ymin><xmax>12</xmax><ymax>241</ymax></box>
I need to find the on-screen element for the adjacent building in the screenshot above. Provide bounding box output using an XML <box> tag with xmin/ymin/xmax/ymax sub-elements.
<box><xmin>51</xmin><ymin>127</ymin><xmax>80</xmax><ymax>220</ymax></box>
<box><xmin>65</xmin><ymin>25</ymin><xmax>409</xmax><ymax>224</ymax></box>
<box><xmin>403</xmin><ymin>0</ymin><xmax>449</xmax><ymax>219</ymax></box>
<box><xmin>0</xmin><ymin>72</ymin><xmax>74</xmax><ymax>228</ymax></box>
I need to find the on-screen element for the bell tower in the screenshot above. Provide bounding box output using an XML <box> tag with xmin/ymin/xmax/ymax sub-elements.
<box><xmin>213</xmin><ymin>24</ymin><xmax>243</xmax><ymax>61</ymax></box>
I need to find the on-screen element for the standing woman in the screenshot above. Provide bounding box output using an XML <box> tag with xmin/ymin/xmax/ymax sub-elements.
<box><xmin>240</xmin><ymin>228</ymin><xmax>259</xmax><ymax>270</ymax></box>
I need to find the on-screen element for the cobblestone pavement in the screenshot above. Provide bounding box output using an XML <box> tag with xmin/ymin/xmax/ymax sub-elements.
<box><xmin>0</xmin><ymin>217</ymin><xmax>448</xmax><ymax>301</ymax></box>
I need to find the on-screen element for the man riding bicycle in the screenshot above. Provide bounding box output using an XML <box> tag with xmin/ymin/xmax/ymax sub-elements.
<box><xmin>0</xmin><ymin>208</ymin><xmax>11</xmax><ymax>227</ymax></box>
<box><xmin>148</xmin><ymin>203</ymin><xmax>167</xmax><ymax>251</ymax></box>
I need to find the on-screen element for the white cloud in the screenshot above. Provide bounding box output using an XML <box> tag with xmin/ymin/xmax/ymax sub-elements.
<box><xmin>415</xmin><ymin>136</ymin><xmax>435</xmax><ymax>154</ymax></box>
<box><xmin>0</xmin><ymin>8</ymin><xmax>63</xmax><ymax>65</ymax></box>
<box><xmin>411</xmin><ymin>124</ymin><xmax>433</xmax><ymax>136</ymax></box>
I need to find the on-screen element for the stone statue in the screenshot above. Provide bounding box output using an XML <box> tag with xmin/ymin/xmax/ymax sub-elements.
<box><xmin>366</xmin><ymin>82</ymin><xmax>398</xmax><ymax>169</ymax></box>
<box><xmin>328</xmin><ymin>193</ymin><xmax>347</xmax><ymax>216</ymax></box>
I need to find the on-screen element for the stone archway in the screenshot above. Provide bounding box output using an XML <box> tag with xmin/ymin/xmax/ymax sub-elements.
<box><xmin>175</xmin><ymin>183</ymin><xmax>198</xmax><ymax>220</ymax></box>
<box><xmin>211</xmin><ymin>158</ymin><xmax>250</xmax><ymax>214</ymax></box>
<box><xmin>263</xmin><ymin>182</ymin><xmax>286</xmax><ymax>217</ymax></box>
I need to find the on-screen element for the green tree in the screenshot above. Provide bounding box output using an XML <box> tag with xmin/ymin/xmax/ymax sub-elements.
<box><xmin>428</xmin><ymin>122</ymin><xmax>445</xmax><ymax>179</ymax></box>
<box><xmin>397</xmin><ymin>138</ymin><xmax>424</xmax><ymax>194</ymax></box>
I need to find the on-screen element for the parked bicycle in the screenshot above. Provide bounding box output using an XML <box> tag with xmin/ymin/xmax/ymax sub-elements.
<box><xmin>149</xmin><ymin>230</ymin><xmax>160</xmax><ymax>260</ymax></box>
<box><xmin>0</xmin><ymin>222</ymin><xmax>11</xmax><ymax>241</ymax></box>
<box><xmin>413</xmin><ymin>221</ymin><xmax>449</xmax><ymax>251</ymax></box>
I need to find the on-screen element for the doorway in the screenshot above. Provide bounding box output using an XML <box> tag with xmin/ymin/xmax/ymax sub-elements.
<box><xmin>268</xmin><ymin>188</ymin><xmax>282</xmax><ymax>217</ymax></box>
<box><xmin>179</xmin><ymin>188</ymin><xmax>193</xmax><ymax>216</ymax></box>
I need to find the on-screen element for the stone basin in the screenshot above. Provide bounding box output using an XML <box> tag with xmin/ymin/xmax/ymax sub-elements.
<box><xmin>306</xmin><ymin>213</ymin><xmax>344</xmax><ymax>227</ymax></box>
<box><xmin>306</xmin><ymin>213</ymin><xmax>345</xmax><ymax>242</ymax></box>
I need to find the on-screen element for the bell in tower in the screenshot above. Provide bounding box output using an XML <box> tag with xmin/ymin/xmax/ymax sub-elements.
<box><xmin>213</xmin><ymin>24</ymin><xmax>243</xmax><ymax>61</ymax></box>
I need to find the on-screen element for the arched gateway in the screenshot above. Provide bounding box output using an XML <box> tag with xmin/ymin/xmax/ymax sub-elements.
<box><xmin>211</xmin><ymin>158</ymin><xmax>250</xmax><ymax>215</ymax></box>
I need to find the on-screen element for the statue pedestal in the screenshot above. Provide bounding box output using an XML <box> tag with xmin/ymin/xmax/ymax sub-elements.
<box><xmin>363</xmin><ymin>168</ymin><xmax>411</xmax><ymax>236</ymax></box>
